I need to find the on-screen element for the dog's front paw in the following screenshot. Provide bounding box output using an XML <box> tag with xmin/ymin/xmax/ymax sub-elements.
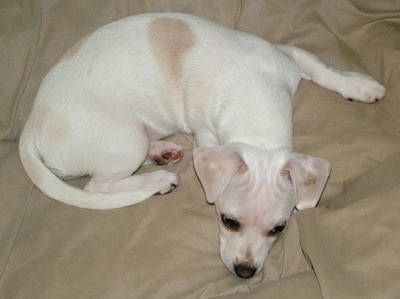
<box><xmin>152</xmin><ymin>170</ymin><xmax>180</xmax><ymax>195</ymax></box>
<box><xmin>340</xmin><ymin>72</ymin><xmax>387</xmax><ymax>103</ymax></box>
<box><xmin>147</xmin><ymin>141</ymin><xmax>184</xmax><ymax>165</ymax></box>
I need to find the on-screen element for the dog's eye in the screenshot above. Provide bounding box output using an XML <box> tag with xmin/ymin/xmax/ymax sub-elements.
<box><xmin>269</xmin><ymin>222</ymin><xmax>287</xmax><ymax>236</ymax></box>
<box><xmin>221</xmin><ymin>215</ymin><xmax>240</xmax><ymax>231</ymax></box>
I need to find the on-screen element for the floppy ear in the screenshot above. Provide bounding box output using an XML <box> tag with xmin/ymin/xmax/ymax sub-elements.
<box><xmin>193</xmin><ymin>145</ymin><xmax>247</xmax><ymax>204</ymax></box>
<box><xmin>280</xmin><ymin>153</ymin><xmax>331</xmax><ymax>210</ymax></box>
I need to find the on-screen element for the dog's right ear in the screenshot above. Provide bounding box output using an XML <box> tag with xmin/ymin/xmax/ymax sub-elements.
<box><xmin>193</xmin><ymin>145</ymin><xmax>247</xmax><ymax>204</ymax></box>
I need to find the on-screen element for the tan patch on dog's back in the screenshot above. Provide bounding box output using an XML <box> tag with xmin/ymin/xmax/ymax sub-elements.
<box><xmin>147</xmin><ymin>18</ymin><xmax>195</xmax><ymax>90</ymax></box>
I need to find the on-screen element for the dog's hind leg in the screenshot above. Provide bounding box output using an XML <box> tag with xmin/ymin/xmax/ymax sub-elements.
<box><xmin>277</xmin><ymin>44</ymin><xmax>386</xmax><ymax>103</ymax></box>
<box><xmin>84</xmin><ymin>169</ymin><xmax>179</xmax><ymax>195</ymax></box>
<box><xmin>82</xmin><ymin>126</ymin><xmax>179</xmax><ymax>199</ymax></box>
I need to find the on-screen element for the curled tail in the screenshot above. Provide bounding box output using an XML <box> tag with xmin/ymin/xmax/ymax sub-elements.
<box><xmin>18</xmin><ymin>131</ymin><xmax>158</xmax><ymax>210</ymax></box>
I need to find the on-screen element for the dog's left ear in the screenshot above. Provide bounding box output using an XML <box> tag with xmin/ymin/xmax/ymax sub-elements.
<box><xmin>193</xmin><ymin>145</ymin><xmax>247</xmax><ymax>204</ymax></box>
<box><xmin>280</xmin><ymin>153</ymin><xmax>331</xmax><ymax>210</ymax></box>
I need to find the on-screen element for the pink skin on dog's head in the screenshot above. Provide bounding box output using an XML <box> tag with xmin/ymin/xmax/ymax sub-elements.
<box><xmin>193</xmin><ymin>143</ymin><xmax>330</xmax><ymax>278</ymax></box>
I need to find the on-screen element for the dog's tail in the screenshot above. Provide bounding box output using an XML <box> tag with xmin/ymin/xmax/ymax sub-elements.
<box><xmin>18</xmin><ymin>133</ymin><xmax>158</xmax><ymax>210</ymax></box>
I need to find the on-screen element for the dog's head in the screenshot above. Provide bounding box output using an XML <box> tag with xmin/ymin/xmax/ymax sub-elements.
<box><xmin>193</xmin><ymin>143</ymin><xmax>330</xmax><ymax>278</ymax></box>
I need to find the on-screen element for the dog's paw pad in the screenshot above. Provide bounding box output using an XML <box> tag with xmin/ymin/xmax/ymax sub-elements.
<box><xmin>148</xmin><ymin>141</ymin><xmax>184</xmax><ymax>165</ymax></box>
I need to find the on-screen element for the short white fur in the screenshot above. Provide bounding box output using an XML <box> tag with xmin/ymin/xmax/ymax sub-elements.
<box><xmin>19</xmin><ymin>13</ymin><xmax>386</xmax><ymax>278</ymax></box>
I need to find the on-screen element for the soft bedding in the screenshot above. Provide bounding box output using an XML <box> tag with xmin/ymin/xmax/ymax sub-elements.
<box><xmin>1</xmin><ymin>0</ymin><xmax>399</xmax><ymax>298</ymax></box>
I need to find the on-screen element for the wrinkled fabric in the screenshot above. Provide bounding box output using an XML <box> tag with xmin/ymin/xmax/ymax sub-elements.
<box><xmin>0</xmin><ymin>0</ymin><xmax>399</xmax><ymax>298</ymax></box>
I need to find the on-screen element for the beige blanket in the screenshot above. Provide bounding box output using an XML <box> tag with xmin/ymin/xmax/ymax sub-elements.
<box><xmin>1</xmin><ymin>0</ymin><xmax>399</xmax><ymax>298</ymax></box>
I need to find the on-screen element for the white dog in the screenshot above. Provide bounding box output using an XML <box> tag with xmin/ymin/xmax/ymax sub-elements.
<box><xmin>19</xmin><ymin>13</ymin><xmax>386</xmax><ymax>278</ymax></box>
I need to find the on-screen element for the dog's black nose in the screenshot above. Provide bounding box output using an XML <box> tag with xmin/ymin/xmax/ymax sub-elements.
<box><xmin>234</xmin><ymin>264</ymin><xmax>257</xmax><ymax>279</ymax></box>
